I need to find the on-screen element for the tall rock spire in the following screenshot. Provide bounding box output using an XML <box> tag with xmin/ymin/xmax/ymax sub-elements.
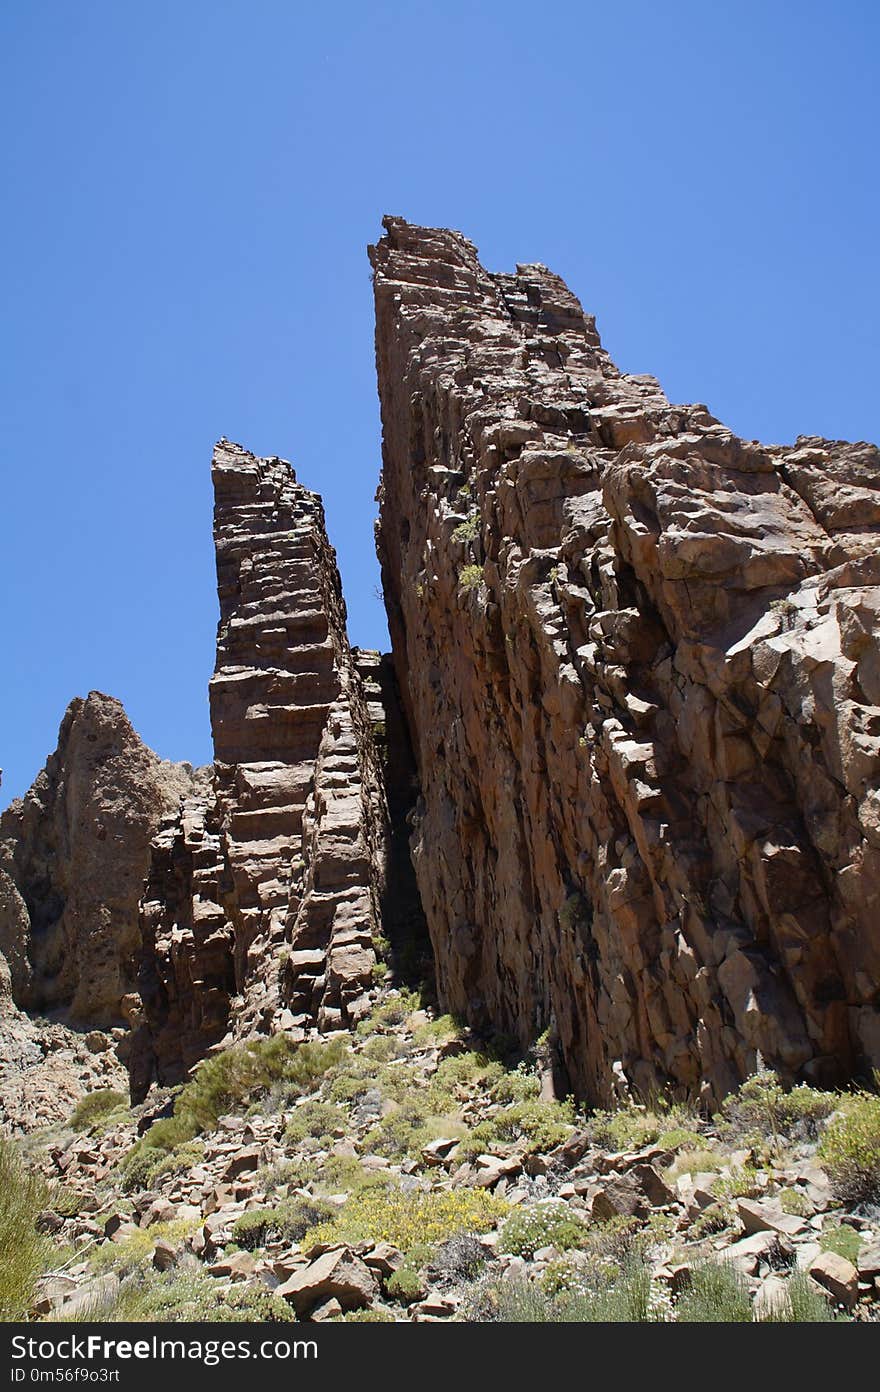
<box><xmin>132</xmin><ymin>441</ymin><xmax>390</xmax><ymax>1092</ymax></box>
<box><xmin>370</xmin><ymin>215</ymin><xmax>880</xmax><ymax>1106</ymax></box>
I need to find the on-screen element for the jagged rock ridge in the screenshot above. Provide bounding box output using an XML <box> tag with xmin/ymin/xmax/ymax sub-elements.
<box><xmin>371</xmin><ymin>215</ymin><xmax>880</xmax><ymax>1107</ymax></box>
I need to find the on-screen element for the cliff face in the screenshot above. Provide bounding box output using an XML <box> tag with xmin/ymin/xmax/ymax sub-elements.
<box><xmin>0</xmin><ymin>692</ymin><xmax>195</xmax><ymax>1027</ymax></box>
<box><xmin>371</xmin><ymin>216</ymin><xmax>880</xmax><ymax>1107</ymax></box>
<box><xmin>132</xmin><ymin>441</ymin><xmax>389</xmax><ymax>1091</ymax></box>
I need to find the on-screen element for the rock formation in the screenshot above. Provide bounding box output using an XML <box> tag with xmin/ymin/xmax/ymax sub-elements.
<box><xmin>3</xmin><ymin>218</ymin><xmax>878</xmax><ymax>1129</ymax></box>
<box><xmin>0</xmin><ymin>692</ymin><xmax>195</xmax><ymax>1027</ymax></box>
<box><xmin>370</xmin><ymin>215</ymin><xmax>880</xmax><ymax>1107</ymax></box>
<box><xmin>131</xmin><ymin>441</ymin><xmax>393</xmax><ymax>1092</ymax></box>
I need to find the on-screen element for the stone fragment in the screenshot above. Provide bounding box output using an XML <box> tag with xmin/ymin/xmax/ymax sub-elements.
<box><xmin>275</xmin><ymin>1245</ymin><xmax>376</xmax><ymax>1316</ymax></box>
<box><xmin>808</xmin><ymin>1251</ymin><xmax>859</xmax><ymax>1310</ymax></box>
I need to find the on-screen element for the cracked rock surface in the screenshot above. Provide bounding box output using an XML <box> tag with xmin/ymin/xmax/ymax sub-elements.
<box><xmin>371</xmin><ymin>216</ymin><xmax>880</xmax><ymax>1107</ymax></box>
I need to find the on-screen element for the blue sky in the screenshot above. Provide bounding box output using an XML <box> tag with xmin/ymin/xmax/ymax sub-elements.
<box><xmin>2</xmin><ymin>0</ymin><xmax>877</xmax><ymax>805</ymax></box>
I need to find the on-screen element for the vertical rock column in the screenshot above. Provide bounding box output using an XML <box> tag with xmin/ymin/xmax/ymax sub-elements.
<box><xmin>133</xmin><ymin>441</ymin><xmax>388</xmax><ymax>1089</ymax></box>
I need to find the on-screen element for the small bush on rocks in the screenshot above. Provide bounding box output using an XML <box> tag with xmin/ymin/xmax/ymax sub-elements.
<box><xmin>385</xmin><ymin>1267</ymin><xmax>424</xmax><ymax>1302</ymax></box>
<box><xmin>818</xmin><ymin>1092</ymin><xmax>880</xmax><ymax>1203</ymax></box>
<box><xmin>458</xmin><ymin>1098</ymin><xmax>575</xmax><ymax>1161</ymax></box>
<box><xmin>304</xmin><ymin>1185</ymin><xmax>508</xmax><ymax>1255</ymax></box>
<box><xmin>232</xmin><ymin>1196</ymin><xmax>336</xmax><ymax>1250</ymax></box>
<box><xmin>90</xmin><ymin>1218</ymin><xmax>198</xmax><ymax>1277</ymax></box>
<box><xmin>718</xmin><ymin>1069</ymin><xmax>837</xmax><ymax>1147</ymax></box>
<box><xmin>499</xmin><ymin>1201</ymin><xmax>589</xmax><ymax>1259</ymax></box>
<box><xmin>711</xmin><ymin>1165</ymin><xmax>763</xmax><ymax>1201</ymax></box>
<box><xmin>119</xmin><ymin>1145</ymin><xmax>166</xmax><ymax>1193</ymax></box>
<box><xmin>819</xmin><ymin>1222</ymin><xmax>862</xmax><ymax>1264</ymax></box>
<box><xmin>284</xmin><ymin>1101</ymin><xmax>347</xmax><ymax>1146</ymax></box>
<box><xmin>675</xmin><ymin>1260</ymin><xmax>753</xmax><ymax>1322</ymax></box>
<box><xmin>778</xmin><ymin>1187</ymin><xmax>811</xmax><ymax>1217</ymax></box>
<box><xmin>69</xmin><ymin>1089</ymin><xmax>129</xmax><ymax>1134</ymax></box>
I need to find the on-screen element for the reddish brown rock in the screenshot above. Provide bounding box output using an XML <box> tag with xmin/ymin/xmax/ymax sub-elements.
<box><xmin>371</xmin><ymin>215</ymin><xmax>880</xmax><ymax>1106</ymax></box>
<box><xmin>0</xmin><ymin>692</ymin><xmax>195</xmax><ymax>1027</ymax></box>
<box><xmin>132</xmin><ymin>441</ymin><xmax>392</xmax><ymax>1090</ymax></box>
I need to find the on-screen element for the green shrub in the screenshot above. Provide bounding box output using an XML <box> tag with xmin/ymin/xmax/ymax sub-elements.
<box><xmin>69</xmin><ymin>1089</ymin><xmax>129</xmax><ymax>1134</ymax></box>
<box><xmin>90</xmin><ymin>1219</ymin><xmax>197</xmax><ymax>1277</ymax></box>
<box><xmin>499</xmin><ymin>1202</ymin><xmax>589</xmax><ymax>1259</ymax></box>
<box><xmin>363</xmin><ymin>1100</ymin><xmax>463</xmax><ymax>1162</ymax></box>
<box><xmin>451</xmin><ymin>515</ymin><xmax>480</xmax><ymax>544</ymax></box>
<box><xmin>718</xmin><ymin>1069</ymin><xmax>837</xmax><ymax>1147</ymax></box>
<box><xmin>412</xmin><ymin>1015</ymin><xmax>462</xmax><ymax>1048</ymax></box>
<box><xmin>385</xmin><ymin>1267</ymin><xmax>425</xmax><ymax>1302</ymax></box>
<box><xmin>467</xmin><ymin>1257</ymin><xmax>654</xmax><ymax>1323</ymax></box>
<box><xmin>778</xmin><ymin>1187</ymin><xmax>811</xmax><ymax>1217</ymax></box>
<box><xmin>818</xmin><ymin>1092</ymin><xmax>880</xmax><ymax>1203</ymax></box>
<box><xmin>304</xmin><ymin>1185</ymin><xmax>508</xmax><ymax>1255</ymax></box>
<box><xmin>232</xmin><ymin>1196</ymin><xmax>336</xmax><ymax>1250</ymax></box>
<box><xmin>458</xmin><ymin>1098</ymin><xmax>574</xmax><ymax>1160</ymax></box>
<box><xmin>488</xmin><ymin>1070</ymin><xmax>541</xmax><ymax>1105</ymax></box>
<box><xmin>341</xmin><ymin>1307</ymin><xmax>395</xmax><ymax>1322</ymax></box>
<box><xmin>584</xmin><ymin>1106</ymin><xmax>661</xmax><ymax>1153</ymax></box>
<box><xmin>125</xmin><ymin>1035</ymin><xmax>349</xmax><ymax>1175</ymax></box>
<box><xmin>314</xmin><ymin>1154</ymin><xmax>389</xmax><ymax>1196</ymax></box>
<box><xmin>657</xmin><ymin>1128</ymin><xmax>705</xmax><ymax>1153</ymax></box>
<box><xmin>150</xmin><ymin>1141</ymin><xmax>205</xmax><ymax>1182</ymax></box>
<box><xmin>458</xmin><ymin>565</ymin><xmax>484</xmax><ymax>591</ymax></box>
<box><xmin>0</xmin><ymin>1139</ymin><xmax>49</xmax><ymax>1319</ymax></box>
<box><xmin>711</xmin><ymin>1165</ymin><xmax>763</xmax><ymax>1201</ymax></box>
<box><xmin>675</xmin><ymin>1260</ymin><xmax>753</xmax><ymax>1322</ymax></box>
<box><xmin>819</xmin><ymin>1222</ymin><xmax>861</xmax><ymax>1265</ymax></box>
<box><xmin>284</xmin><ymin>1101</ymin><xmax>347</xmax><ymax>1145</ymax></box>
<box><xmin>120</xmin><ymin>1144</ymin><xmax>165</xmax><ymax>1192</ymax></box>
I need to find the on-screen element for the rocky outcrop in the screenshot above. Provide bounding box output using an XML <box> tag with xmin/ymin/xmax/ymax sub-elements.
<box><xmin>0</xmin><ymin>692</ymin><xmax>195</xmax><ymax>1028</ymax></box>
<box><xmin>371</xmin><ymin>215</ymin><xmax>880</xmax><ymax>1107</ymax></box>
<box><xmin>132</xmin><ymin>442</ymin><xmax>390</xmax><ymax>1091</ymax></box>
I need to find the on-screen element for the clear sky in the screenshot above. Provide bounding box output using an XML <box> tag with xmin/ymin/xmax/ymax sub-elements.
<box><xmin>2</xmin><ymin>0</ymin><xmax>877</xmax><ymax>806</ymax></box>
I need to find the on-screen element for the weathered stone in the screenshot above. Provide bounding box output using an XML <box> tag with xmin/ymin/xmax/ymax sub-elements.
<box><xmin>275</xmin><ymin>1244</ymin><xmax>376</xmax><ymax>1315</ymax></box>
<box><xmin>736</xmin><ymin>1198</ymin><xmax>807</xmax><ymax>1238</ymax></box>
<box><xmin>590</xmin><ymin>1174</ymin><xmax>648</xmax><ymax>1221</ymax></box>
<box><xmin>131</xmin><ymin>441</ymin><xmax>411</xmax><ymax>1092</ymax></box>
<box><xmin>371</xmin><ymin>215</ymin><xmax>880</xmax><ymax>1104</ymax></box>
<box><xmin>808</xmin><ymin>1250</ymin><xmax>859</xmax><ymax>1309</ymax></box>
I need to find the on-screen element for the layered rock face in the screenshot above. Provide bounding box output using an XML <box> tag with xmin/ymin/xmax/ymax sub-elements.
<box><xmin>371</xmin><ymin>216</ymin><xmax>880</xmax><ymax>1106</ymax></box>
<box><xmin>133</xmin><ymin>442</ymin><xmax>389</xmax><ymax>1091</ymax></box>
<box><xmin>0</xmin><ymin>693</ymin><xmax>195</xmax><ymax>1027</ymax></box>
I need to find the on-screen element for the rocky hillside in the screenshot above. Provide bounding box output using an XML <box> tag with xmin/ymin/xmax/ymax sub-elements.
<box><xmin>371</xmin><ymin>216</ymin><xmax>880</xmax><ymax>1109</ymax></box>
<box><xmin>12</xmin><ymin>987</ymin><xmax>880</xmax><ymax>1323</ymax></box>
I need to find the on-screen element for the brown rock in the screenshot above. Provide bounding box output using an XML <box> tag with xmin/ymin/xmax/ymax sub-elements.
<box><xmin>0</xmin><ymin>693</ymin><xmax>194</xmax><ymax>1029</ymax></box>
<box><xmin>736</xmin><ymin>1198</ymin><xmax>807</xmax><ymax>1239</ymax></box>
<box><xmin>131</xmin><ymin>442</ymin><xmax>409</xmax><ymax>1093</ymax></box>
<box><xmin>808</xmin><ymin>1250</ymin><xmax>859</xmax><ymax>1310</ymax></box>
<box><xmin>371</xmin><ymin>215</ymin><xmax>880</xmax><ymax>1104</ymax></box>
<box><xmin>276</xmin><ymin>1245</ymin><xmax>376</xmax><ymax>1316</ymax></box>
<box><xmin>590</xmin><ymin>1174</ymin><xmax>648</xmax><ymax>1221</ymax></box>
